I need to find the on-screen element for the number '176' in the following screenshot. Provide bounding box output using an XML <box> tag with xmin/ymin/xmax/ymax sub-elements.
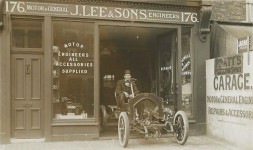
<box><xmin>6</xmin><ymin>1</ymin><xmax>26</xmax><ymax>13</ymax></box>
<box><xmin>181</xmin><ymin>12</ymin><xmax>198</xmax><ymax>23</ymax></box>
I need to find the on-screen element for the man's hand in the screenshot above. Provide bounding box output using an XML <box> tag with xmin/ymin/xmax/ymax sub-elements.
<box><xmin>129</xmin><ymin>94</ymin><xmax>134</xmax><ymax>98</ymax></box>
<box><xmin>123</xmin><ymin>92</ymin><xmax>129</xmax><ymax>97</ymax></box>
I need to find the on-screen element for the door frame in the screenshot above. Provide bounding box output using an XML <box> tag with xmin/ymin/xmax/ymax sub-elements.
<box><xmin>7</xmin><ymin>16</ymin><xmax>46</xmax><ymax>140</ymax></box>
<box><xmin>157</xmin><ymin>30</ymin><xmax>178</xmax><ymax>110</ymax></box>
<box><xmin>10</xmin><ymin>53</ymin><xmax>44</xmax><ymax>139</ymax></box>
<box><xmin>96</xmin><ymin>21</ymin><xmax>182</xmax><ymax>119</ymax></box>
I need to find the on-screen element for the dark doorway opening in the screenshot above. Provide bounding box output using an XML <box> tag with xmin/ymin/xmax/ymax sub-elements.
<box><xmin>99</xmin><ymin>26</ymin><xmax>176</xmax><ymax>138</ymax></box>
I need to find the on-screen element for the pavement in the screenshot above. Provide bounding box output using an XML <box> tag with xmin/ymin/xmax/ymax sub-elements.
<box><xmin>0</xmin><ymin>135</ymin><xmax>241</xmax><ymax>150</ymax></box>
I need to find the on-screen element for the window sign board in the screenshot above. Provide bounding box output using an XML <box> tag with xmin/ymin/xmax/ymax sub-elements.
<box><xmin>5</xmin><ymin>1</ymin><xmax>199</xmax><ymax>24</ymax></box>
<box><xmin>238</xmin><ymin>36</ymin><xmax>250</xmax><ymax>53</ymax></box>
<box><xmin>206</xmin><ymin>52</ymin><xmax>253</xmax><ymax>150</ymax></box>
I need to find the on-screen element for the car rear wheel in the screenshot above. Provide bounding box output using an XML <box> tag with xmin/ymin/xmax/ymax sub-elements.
<box><xmin>173</xmin><ymin>110</ymin><xmax>189</xmax><ymax>145</ymax></box>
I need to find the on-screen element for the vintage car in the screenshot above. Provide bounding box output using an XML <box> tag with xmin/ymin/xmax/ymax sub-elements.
<box><xmin>100</xmin><ymin>91</ymin><xmax>189</xmax><ymax>148</ymax></box>
<box><xmin>117</xmin><ymin>93</ymin><xmax>189</xmax><ymax>147</ymax></box>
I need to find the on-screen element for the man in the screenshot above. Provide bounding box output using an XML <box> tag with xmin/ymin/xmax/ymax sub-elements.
<box><xmin>115</xmin><ymin>69</ymin><xmax>140</xmax><ymax>109</ymax></box>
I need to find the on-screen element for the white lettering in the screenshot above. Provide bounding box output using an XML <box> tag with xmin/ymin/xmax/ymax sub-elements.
<box><xmin>99</xmin><ymin>7</ymin><xmax>107</xmax><ymax>17</ymax></box>
<box><xmin>91</xmin><ymin>6</ymin><xmax>99</xmax><ymax>17</ymax></box>
<box><xmin>62</xmin><ymin>69</ymin><xmax>88</xmax><ymax>74</ymax></box>
<box><xmin>139</xmin><ymin>10</ymin><xmax>147</xmax><ymax>19</ymax></box>
<box><xmin>70</xmin><ymin>5</ymin><xmax>79</xmax><ymax>15</ymax></box>
<box><xmin>115</xmin><ymin>8</ymin><xmax>122</xmax><ymax>18</ymax></box>
<box><xmin>82</xmin><ymin>6</ymin><xmax>91</xmax><ymax>16</ymax></box>
<box><xmin>6</xmin><ymin>2</ymin><xmax>198</xmax><ymax>23</ymax></box>
<box><xmin>239</xmin><ymin>40</ymin><xmax>248</xmax><ymax>47</ymax></box>
<box><xmin>122</xmin><ymin>9</ymin><xmax>130</xmax><ymax>18</ymax></box>
<box><xmin>130</xmin><ymin>9</ymin><xmax>138</xmax><ymax>19</ymax></box>
<box><xmin>64</xmin><ymin>42</ymin><xmax>84</xmax><ymax>48</ymax></box>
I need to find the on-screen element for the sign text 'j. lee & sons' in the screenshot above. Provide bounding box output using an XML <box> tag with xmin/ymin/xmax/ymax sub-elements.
<box><xmin>206</xmin><ymin>52</ymin><xmax>253</xmax><ymax>150</ymax></box>
<box><xmin>5</xmin><ymin>1</ymin><xmax>199</xmax><ymax>24</ymax></box>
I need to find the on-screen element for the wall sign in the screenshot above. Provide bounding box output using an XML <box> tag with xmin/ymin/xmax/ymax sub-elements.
<box><xmin>214</xmin><ymin>54</ymin><xmax>243</xmax><ymax>76</ymax></box>
<box><xmin>238</xmin><ymin>36</ymin><xmax>250</xmax><ymax>53</ymax></box>
<box><xmin>5</xmin><ymin>1</ymin><xmax>199</xmax><ymax>24</ymax></box>
<box><xmin>181</xmin><ymin>54</ymin><xmax>191</xmax><ymax>76</ymax></box>
<box><xmin>206</xmin><ymin>52</ymin><xmax>253</xmax><ymax>150</ymax></box>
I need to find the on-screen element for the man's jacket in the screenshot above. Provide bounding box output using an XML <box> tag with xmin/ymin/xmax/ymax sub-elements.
<box><xmin>115</xmin><ymin>79</ymin><xmax>140</xmax><ymax>96</ymax></box>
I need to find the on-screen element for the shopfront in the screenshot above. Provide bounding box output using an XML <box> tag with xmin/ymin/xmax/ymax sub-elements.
<box><xmin>0</xmin><ymin>0</ymin><xmax>210</xmax><ymax>143</ymax></box>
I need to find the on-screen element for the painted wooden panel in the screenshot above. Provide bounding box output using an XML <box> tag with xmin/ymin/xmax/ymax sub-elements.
<box><xmin>31</xmin><ymin>58</ymin><xmax>41</xmax><ymax>99</ymax></box>
<box><xmin>15</xmin><ymin>109</ymin><xmax>26</xmax><ymax>130</ymax></box>
<box><xmin>15</xmin><ymin>58</ymin><xmax>26</xmax><ymax>99</ymax></box>
<box><xmin>30</xmin><ymin>108</ymin><xmax>41</xmax><ymax>129</ymax></box>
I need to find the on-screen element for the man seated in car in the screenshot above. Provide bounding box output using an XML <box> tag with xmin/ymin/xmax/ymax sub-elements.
<box><xmin>115</xmin><ymin>69</ymin><xmax>140</xmax><ymax>109</ymax></box>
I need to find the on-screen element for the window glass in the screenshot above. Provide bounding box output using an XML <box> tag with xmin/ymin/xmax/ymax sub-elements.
<box><xmin>52</xmin><ymin>21</ymin><xmax>94</xmax><ymax>120</ymax></box>
<box><xmin>12</xmin><ymin>20</ymin><xmax>42</xmax><ymax>48</ymax></box>
<box><xmin>181</xmin><ymin>27</ymin><xmax>192</xmax><ymax>117</ymax></box>
<box><xmin>28</xmin><ymin>30</ymin><xmax>42</xmax><ymax>48</ymax></box>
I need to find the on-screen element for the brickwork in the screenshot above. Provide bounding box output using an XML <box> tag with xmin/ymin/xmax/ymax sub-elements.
<box><xmin>204</xmin><ymin>0</ymin><xmax>247</xmax><ymax>22</ymax></box>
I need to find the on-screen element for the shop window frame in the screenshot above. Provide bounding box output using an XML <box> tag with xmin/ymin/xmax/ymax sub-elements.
<box><xmin>11</xmin><ymin>16</ymin><xmax>44</xmax><ymax>54</ymax></box>
<box><xmin>181</xmin><ymin>25</ymin><xmax>195</xmax><ymax>119</ymax></box>
<box><xmin>51</xmin><ymin>18</ymin><xmax>97</xmax><ymax>125</ymax></box>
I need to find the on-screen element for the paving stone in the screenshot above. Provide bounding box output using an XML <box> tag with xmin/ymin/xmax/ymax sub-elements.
<box><xmin>0</xmin><ymin>136</ymin><xmax>242</xmax><ymax>150</ymax></box>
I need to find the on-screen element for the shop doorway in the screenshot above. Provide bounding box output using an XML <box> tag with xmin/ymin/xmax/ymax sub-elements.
<box><xmin>99</xmin><ymin>26</ymin><xmax>178</xmax><ymax>137</ymax></box>
<box><xmin>11</xmin><ymin>54</ymin><xmax>44</xmax><ymax>139</ymax></box>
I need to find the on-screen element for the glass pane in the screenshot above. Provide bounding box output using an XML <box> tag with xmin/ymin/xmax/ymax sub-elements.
<box><xmin>13</xmin><ymin>29</ymin><xmax>25</xmax><ymax>48</ymax></box>
<box><xmin>181</xmin><ymin>27</ymin><xmax>192</xmax><ymax>117</ymax></box>
<box><xmin>52</xmin><ymin>21</ymin><xmax>94</xmax><ymax>120</ymax></box>
<box><xmin>28</xmin><ymin>30</ymin><xmax>42</xmax><ymax>48</ymax></box>
<box><xmin>12</xmin><ymin>20</ymin><xmax>42</xmax><ymax>48</ymax></box>
<box><xmin>158</xmin><ymin>35</ymin><xmax>173</xmax><ymax>104</ymax></box>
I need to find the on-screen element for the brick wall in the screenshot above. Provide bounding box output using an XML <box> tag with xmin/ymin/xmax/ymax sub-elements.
<box><xmin>203</xmin><ymin>0</ymin><xmax>247</xmax><ymax>22</ymax></box>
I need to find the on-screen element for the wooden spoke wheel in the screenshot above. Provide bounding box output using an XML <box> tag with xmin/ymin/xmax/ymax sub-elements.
<box><xmin>118</xmin><ymin>112</ymin><xmax>130</xmax><ymax>148</ymax></box>
<box><xmin>173</xmin><ymin>110</ymin><xmax>189</xmax><ymax>145</ymax></box>
<box><xmin>99</xmin><ymin>105</ymin><xmax>107</xmax><ymax>131</ymax></box>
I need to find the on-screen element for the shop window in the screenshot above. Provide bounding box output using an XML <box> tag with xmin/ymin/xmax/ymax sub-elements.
<box><xmin>12</xmin><ymin>20</ymin><xmax>42</xmax><ymax>49</ymax></box>
<box><xmin>52</xmin><ymin>21</ymin><xmax>94</xmax><ymax>120</ymax></box>
<box><xmin>181</xmin><ymin>27</ymin><xmax>193</xmax><ymax>117</ymax></box>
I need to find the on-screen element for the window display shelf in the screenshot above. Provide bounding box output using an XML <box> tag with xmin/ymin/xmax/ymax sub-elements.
<box><xmin>52</xmin><ymin>46</ymin><xmax>60</xmax><ymax>119</ymax></box>
<box><xmin>55</xmin><ymin>113</ymin><xmax>88</xmax><ymax>119</ymax></box>
<box><xmin>51</xmin><ymin>120</ymin><xmax>98</xmax><ymax>126</ymax></box>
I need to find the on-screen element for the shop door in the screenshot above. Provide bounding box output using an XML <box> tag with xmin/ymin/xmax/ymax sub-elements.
<box><xmin>157</xmin><ymin>31</ymin><xmax>178</xmax><ymax>110</ymax></box>
<box><xmin>11</xmin><ymin>54</ymin><xmax>43</xmax><ymax>138</ymax></box>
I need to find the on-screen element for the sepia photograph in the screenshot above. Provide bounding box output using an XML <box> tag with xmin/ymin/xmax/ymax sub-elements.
<box><xmin>0</xmin><ymin>0</ymin><xmax>252</xmax><ymax>149</ymax></box>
